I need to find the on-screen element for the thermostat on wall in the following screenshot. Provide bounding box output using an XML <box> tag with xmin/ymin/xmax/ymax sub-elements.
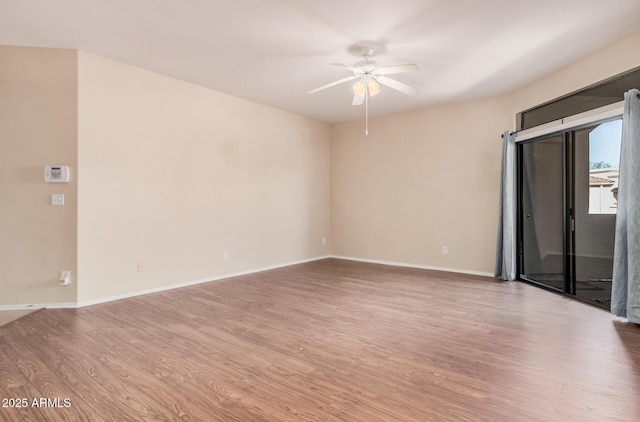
<box><xmin>44</xmin><ymin>165</ymin><xmax>70</xmax><ymax>183</ymax></box>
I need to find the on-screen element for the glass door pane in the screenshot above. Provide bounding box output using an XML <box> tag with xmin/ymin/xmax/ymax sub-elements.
<box><xmin>571</xmin><ymin>119</ymin><xmax>621</xmax><ymax>309</ymax></box>
<box><xmin>520</xmin><ymin>136</ymin><xmax>565</xmax><ymax>290</ymax></box>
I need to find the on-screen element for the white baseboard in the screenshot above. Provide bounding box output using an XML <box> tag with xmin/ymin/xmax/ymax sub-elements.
<box><xmin>329</xmin><ymin>255</ymin><xmax>494</xmax><ymax>278</ymax></box>
<box><xmin>1</xmin><ymin>255</ymin><xmax>493</xmax><ymax>311</ymax></box>
<box><xmin>0</xmin><ymin>302</ymin><xmax>77</xmax><ymax>311</ymax></box>
<box><xmin>1</xmin><ymin>255</ymin><xmax>331</xmax><ymax>311</ymax></box>
<box><xmin>76</xmin><ymin>255</ymin><xmax>331</xmax><ymax>308</ymax></box>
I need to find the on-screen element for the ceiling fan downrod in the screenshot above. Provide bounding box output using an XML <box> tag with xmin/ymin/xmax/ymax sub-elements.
<box><xmin>365</xmin><ymin>89</ymin><xmax>369</xmax><ymax>136</ymax></box>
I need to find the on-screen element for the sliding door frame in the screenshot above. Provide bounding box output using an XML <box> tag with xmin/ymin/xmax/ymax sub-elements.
<box><xmin>515</xmin><ymin>131</ymin><xmax>569</xmax><ymax>293</ymax></box>
<box><xmin>515</xmin><ymin>105</ymin><xmax>623</xmax><ymax>301</ymax></box>
<box><xmin>565</xmin><ymin>131</ymin><xmax>575</xmax><ymax>295</ymax></box>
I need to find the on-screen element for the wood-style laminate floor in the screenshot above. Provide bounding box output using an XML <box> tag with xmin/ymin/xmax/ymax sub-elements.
<box><xmin>1</xmin><ymin>258</ymin><xmax>639</xmax><ymax>421</ymax></box>
<box><xmin>0</xmin><ymin>310</ymin><xmax>37</xmax><ymax>328</ymax></box>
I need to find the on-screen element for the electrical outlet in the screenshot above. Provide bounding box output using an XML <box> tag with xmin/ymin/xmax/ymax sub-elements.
<box><xmin>137</xmin><ymin>262</ymin><xmax>144</xmax><ymax>272</ymax></box>
<box><xmin>51</xmin><ymin>194</ymin><xmax>65</xmax><ymax>206</ymax></box>
<box><xmin>59</xmin><ymin>270</ymin><xmax>71</xmax><ymax>286</ymax></box>
<box><xmin>322</xmin><ymin>237</ymin><xmax>327</xmax><ymax>245</ymax></box>
<box><xmin>223</xmin><ymin>250</ymin><xmax>229</xmax><ymax>260</ymax></box>
<box><xmin>442</xmin><ymin>246</ymin><xmax>448</xmax><ymax>255</ymax></box>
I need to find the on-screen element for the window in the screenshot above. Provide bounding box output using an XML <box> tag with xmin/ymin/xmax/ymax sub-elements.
<box><xmin>588</xmin><ymin>120</ymin><xmax>621</xmax><ymax>214</ymax></box>
<box><xmin>517</xmin><ymin>66</ymin><xmax>640</xmax><ymax>131</ymax></box>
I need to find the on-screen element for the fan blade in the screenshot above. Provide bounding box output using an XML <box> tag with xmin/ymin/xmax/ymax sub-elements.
<box><xmin>352</xmin><ymin>93</ymin><xmax>364</xmax><ymax>106</ymax></box>
<box><xmin>376</xmin><ymin>64</ymin><xmax>419</xmax><ymax>75</ymax></box>
<box><xmin>308</xmin><ymin>75</ymin><xmax>359</xmax><ymax>94</ymax></box>
<box><xmin>376</xmin><ymin>76</ymin><xmax>419</xmax><ymax>96</ymax></box>
<box><xmin>331</xmin><ymin>63</ymin><xmax>359</xmax><ymax>72</ymax></box>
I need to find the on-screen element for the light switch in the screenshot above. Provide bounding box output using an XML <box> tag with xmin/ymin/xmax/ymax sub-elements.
<box><xmin>51</xmin><ymin>194</ymin><xmax>64</xmax><ymax>206</ymax></box>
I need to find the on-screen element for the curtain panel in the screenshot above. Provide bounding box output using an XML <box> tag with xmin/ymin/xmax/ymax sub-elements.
<box><xmin>611</xmin><ymin>89</ymin><xmax>640</xmax><ymax>323</ymax></box>
<box><xmin>495</xmin><ymin>131</ymin><xmax>517</xmax><ymax>281</ymax></box>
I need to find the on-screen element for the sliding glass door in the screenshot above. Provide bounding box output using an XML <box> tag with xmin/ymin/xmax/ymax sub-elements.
<box><xmin>519</xmin><ymin>135</ymin><xmax>565</xmax><ymax>291</ymax></box>
<box><xmin>517</xmin><ymin>119</ymin><xmax>621</xmax><ymax>309</ymax></box>
<box><xmin>571</xmin><ymin>120</ymin><xmax>621</xmax><ymax>308</ymax></box>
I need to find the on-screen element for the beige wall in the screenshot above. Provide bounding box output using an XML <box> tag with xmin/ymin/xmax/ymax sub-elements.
<box><xmin>77</xmin><ymin>52</ymin><xmax>330</xmax><ymax>303</ymax></box>
<box><xmin>0</xmin><ymin>46</ymin><xmax>78</xmax><ymax>305</ymax></box>
<box><xmin>331</xmin><ymin>96</ymin><xmax>512</xmax><ymax>274</ymax></box>
<box><xmin>331</xmin><ymin>28</ymin><xmax>640</xmax><ymax>275</ymax></box>
<box><xmin>2</xmin><ymin>27</ymin><xmax>640</xmax><ymax>306</ymax></box>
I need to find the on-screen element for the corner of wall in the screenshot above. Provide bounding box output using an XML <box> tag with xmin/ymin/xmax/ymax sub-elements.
<box><xmin>0</xmin><ymin>45</ymin><xmax>79</xmax><ymax>307</ymax></box>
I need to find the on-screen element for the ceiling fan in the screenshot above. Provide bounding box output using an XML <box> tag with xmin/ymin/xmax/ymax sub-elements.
<box><xmin>308</xmin><ymin>47</ymin><xmax>419</xmax><ymax>134</ymax></box>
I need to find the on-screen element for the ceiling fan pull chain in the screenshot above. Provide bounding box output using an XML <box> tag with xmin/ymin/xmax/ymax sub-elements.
<box><xmin>365</xmin><ymin>89</ymin><xmax>369</xmax><ymax>136</ymax></box>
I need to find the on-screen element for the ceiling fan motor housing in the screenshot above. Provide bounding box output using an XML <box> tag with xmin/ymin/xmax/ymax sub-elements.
<box><xmin>307</xmin><ymin>44</ymin><xmax>418</xmax><ymax>99</ymax></box>
<box><xmin>354</xmin><ymin>60</ymin><xmax>378</xmax><ymax>76</ymax></box>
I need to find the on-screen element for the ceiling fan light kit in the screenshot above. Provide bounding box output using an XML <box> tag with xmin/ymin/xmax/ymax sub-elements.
<box><xmin>308</xmin><ymin>46</ymin><xmax>419</xmax><ymax>135</ymax></box>
<box><xmin>367</xmin><ymin>80</ymin><xmax>380</xmax><ymax>96</ymax></box>
<box><xmin>353</xmin><ymin>80</ymin><xmax>366</xmax><ymax>97</ymax></box>
<box><xmin>354</xmin><ymin>79</ymin><xmax>380</xmax><ymax>97</ymax></box>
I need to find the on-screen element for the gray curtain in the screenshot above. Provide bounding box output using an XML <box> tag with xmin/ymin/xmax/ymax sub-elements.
<box><xmin>495</xmin><ymin>131</ymin><xmax>516</xmax><ymax>281</ymax></box>
<box><xmin>611</xmin><ymin>89</ymin><xmax>640</xmax><ymax>323</ymax></box>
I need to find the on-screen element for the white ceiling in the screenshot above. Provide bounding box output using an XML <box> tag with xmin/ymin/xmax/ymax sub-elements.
<box><xmin>2</xmin><ymin>0</ymin><xmax>640</xmax><ymax>123</ymax></box>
